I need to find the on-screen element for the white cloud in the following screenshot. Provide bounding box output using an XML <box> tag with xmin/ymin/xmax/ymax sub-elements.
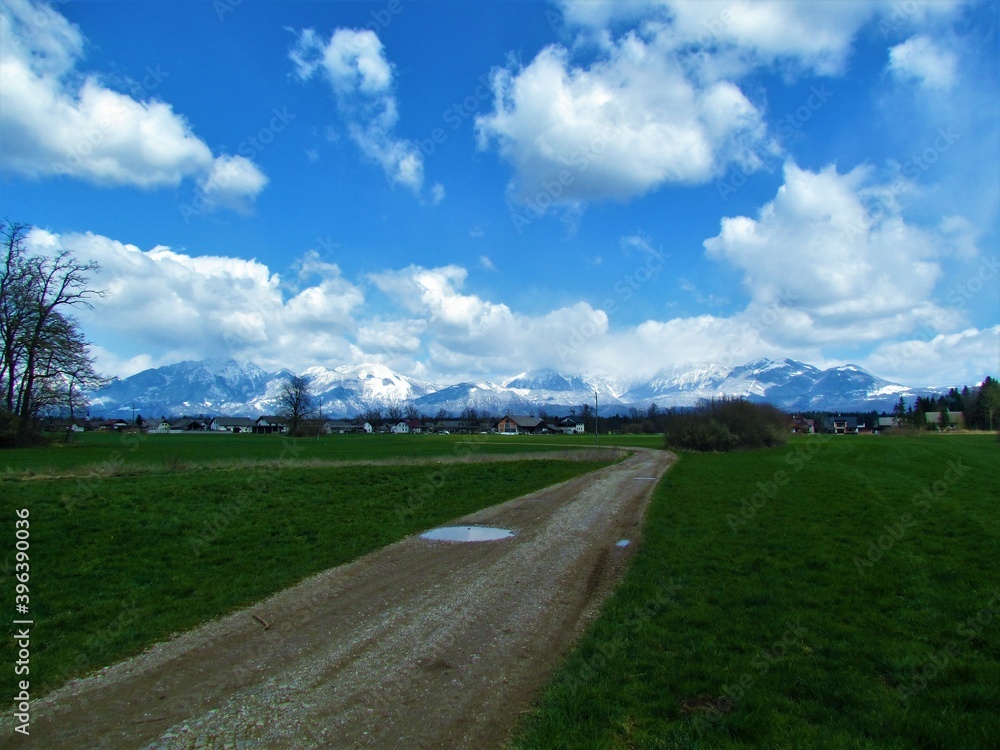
<box><xmin>369</xmin><ymin>265</ymin><xmax>614</xmax><ymax>376</ymax></box>
<box><xmin>292</xmin><ymin>27</ymin><xmax>427</xmax><ymax>195</ymax></box>
<box><xmin>25</xmin><ymin>224</ymin><xmax>994</xmax><ymax>389</ymax></box>
<box><xmin>704</xmin><ymin>162</ymin><xmax>965</xmax><ymax>347</ymax></box>
<box><xmin>559</xmin><ymin>1</ymin><xmax>966</xmax><ymax>76</ymax></box>
<box><xmin>430</xmin><ymin>182</ymin><xmax>446</xmax><ymax>205</ymax></box>
<box><xmin>0</xmin><ymin>0</ymin><xmax>265</xmax><ymax>209</ymax></box>
<box><xmin>356</xmin><ymin>319</ymin><xmax>425</xmax><ymax>354</ymax></box>
<box><xmin>558</xmin><ymin>0</ymin><xmax>880</xmax><ymax>75</ymax></box>
<box><xmin>196</xmin><ymin>155</ymin><xmax>269</xmax><ymax>215</ymax></box>
<box><xmin>476</xmin><ymin>34</ymin><xmax>771</xmax><ymax>203</ymax></box>
<box><xmin>888</xmin><ymin>35</ymin><xmax>958</xmax><ymax>90</ymax></box>
<box><xmin>862</xmin><ymin>326</ymin><xmax>1000</xmax><ymax>386</ymax></box>
<box><xmin>27</xmin><ymin>230</ymin><xmax>364</xmax><ymax>374</ymax></box>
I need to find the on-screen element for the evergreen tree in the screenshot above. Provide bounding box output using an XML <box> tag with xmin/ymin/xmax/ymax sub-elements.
<box><xmin>938</xmin><ymin>406</ymin><xmax>952</xmax><ymax>431</ymax></box>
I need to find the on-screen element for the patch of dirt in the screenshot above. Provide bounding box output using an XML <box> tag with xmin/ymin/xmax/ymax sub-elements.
<box><xmin>680</xmin><ymin>695</ymin><xmax>736</xmax><ymax>716</ymax></box>
<box><xmin>11</xmin><ymin>449</ymin><xmax>674</xmax><ymax>749</ymax></box>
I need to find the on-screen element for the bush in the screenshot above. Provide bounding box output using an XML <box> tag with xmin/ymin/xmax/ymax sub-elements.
<box><xmin>663</xmin><ymin>397</ymin><xmax>787</xmax><ymax>452</ymax></box>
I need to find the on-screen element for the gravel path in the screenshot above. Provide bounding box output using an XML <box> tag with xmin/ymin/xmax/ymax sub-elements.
<box><xmin>13</xmin><ymin>448</ymin><xmax>674</xmax><ymax>749</ymax></box>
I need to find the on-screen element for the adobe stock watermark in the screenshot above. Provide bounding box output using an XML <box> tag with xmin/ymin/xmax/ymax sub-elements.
<box><xmin>12</xmin><ymin>0</ymin><xmax>72</xmax><ymax>42</ymax></box>
<box><xmin>179</xmin><ymin>106</ymin><xmax>295</xmax><ymax>222</ymax></box>
<box><xmin>674</xmin><ymin>0</ymin><xmax>752</xmax><ymax>62</ymax></box>
<box><xmin>508</xmin><ymin>124</ymin><xmax>626</xmax><ymax>233</ymax></box>
<box><xmin>879</xmin><ymin>255</ymin><xmax>996</xmax><ymax>379</ymax></box>
<box><xmin>50</xmin><ymin>66</ymin><xmax>169</xmax><ymax>178</ymax></box>
<box><xmin>721</xmin><ymin>289</ymin><xmax>801</xmax><ymax>368</ymax></box>
<box><xmin>556</xmin><ymin>247</ymin><xmax>669</xmax><ymax>366</ymax></box>
<box><xmin>562</xmin><ymin>577</ymin><xmax>683</xmax><ymax>696</ymax></box>
<box><xmin>716</xmin><ymin>84</ymin><xmax>833</xmax><ymax>201</ymax></box>
<box><xmin>405</xmin><ymin>73</ymin><xmax>495</xmax><ymax>165</ymax></box>
<box><xmin>878</xmin><ymin>0</ymin><xmax>935</xmax><ymax>39</ymax></box>
<box><xmin>690</xmin><ymin>619</ymin><xmax>809</xmax><ymax>733</ymax></box>
<box><xmin>726</xmin><ymin>430</ymin><xmax>840</xmax><ymax>532</ymax></box>
<box><xmin>854</xmin><ymin>458</ymin><xmax>969</xmax><ymax>576</ymax></box>
<box><xmin>844</xmin><ymin>125</ymin><xmax>960</xmax><ymax>242</ymax></box>
<box><xmin>895</xmin><ymin>589</ymin><xmax>1000</xmax><ymax>704</ymax></box>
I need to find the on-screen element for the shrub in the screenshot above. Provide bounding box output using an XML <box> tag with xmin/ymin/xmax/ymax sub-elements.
<box><xmin>663</xmin><ymin>397</ymin><xmax>787</xmax><ymax>452</ymax></box>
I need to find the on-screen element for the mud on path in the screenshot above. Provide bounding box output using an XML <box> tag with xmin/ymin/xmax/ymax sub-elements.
<box><xmin>16</xmin><ymin>448</ymin><xmax>674</xmax><ymax>749</ymax></box>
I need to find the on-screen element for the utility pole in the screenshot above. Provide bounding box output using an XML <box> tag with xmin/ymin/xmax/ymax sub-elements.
<box><xmin>595</xmin><ymin>389</ymin><xmax>599</xmax><ymax>450</ymax></box>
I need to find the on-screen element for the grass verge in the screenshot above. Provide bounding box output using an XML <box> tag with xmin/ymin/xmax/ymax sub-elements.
<box><xmin>510</xmin><ymin>434</ymin><xmax>1000</xmax><ymax>749</ymax></box>
<box><xmin>2</xmin><ymin>456</ymin><xmax>612</xmax><ymax>700</ymax></box>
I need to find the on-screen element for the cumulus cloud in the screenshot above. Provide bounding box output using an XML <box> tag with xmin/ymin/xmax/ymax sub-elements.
<box><xmin>0</xmin><ymin>0</ymin><xmax>266</xmax><ymax>209</ymax></box>
<box><xmin>476</xmin><ymin>33</ymin><xmax>771</xmax><ymax>204</ymax></box>
<box><xmin>369</xmin><ymin>265</ymin><xmax>614</xmax><ymax>375</ymax></box>
<box><xmin>26</xmin><ymin>229</ymin><xmax>363</xmax><ymax>374</ymax></box>
<box><xmin>861</xmin><ymin>326</ymin><xmax>1000</xmax><ymax>386</ymax></box>
<box><xmin>291</xmin><ymin>27</ymin><xmax>427</xmax><ymax>195</ymax></box>
<box><xmin>24</xmin><ymin>223</ymin><xmax>994</xmax><ymax>388</ymax></box>
<box><xmin>888</xmin><ymin>35</ymin><xmax>958</xmax><ymax>90</ymax></box>
<box><xmin>196</xmin><ymin>155</ymin><xmax>269</xmax><ymax>214</ymax></box>
<box><xmin>703</xmin><ymin>161</ymin><xmax>969</xmax><ymax>347</ymax></box>
<box><xmin>558</xmin><ymin>1</ymin><xmax>964</xmax><ymax>75</ymax></box>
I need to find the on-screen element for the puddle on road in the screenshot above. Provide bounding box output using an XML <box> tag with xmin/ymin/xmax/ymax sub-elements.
<box><xmin>421</xmin><ymin>526</ymin><xmax>515</xmax><ymax>542</ymax></box>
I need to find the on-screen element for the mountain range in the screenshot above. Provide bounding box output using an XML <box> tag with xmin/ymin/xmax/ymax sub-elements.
<box><xmin>86</xmin><ymin>357</ymin><xmax>952</xmax><ymax>419</ymax></box>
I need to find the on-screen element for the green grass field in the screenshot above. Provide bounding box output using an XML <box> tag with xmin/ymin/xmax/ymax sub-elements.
<box><xmin>2</xmin><ymin>434</ymin><xmax>616</xmax><ymax>699</ymax></box>
<box><xmin>0</xmin><ymin>430</ymin><xmax>613</xmax><ymax>475</ymax></box>
<box><xmin>510</xmin><ymin>434</ymin><xmax>1000</xmax><ymax>749</ymax></box>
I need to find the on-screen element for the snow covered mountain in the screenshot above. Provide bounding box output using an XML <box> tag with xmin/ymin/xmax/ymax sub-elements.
<box><xmin>89</xmin><ymin>359</ymin><xmax>278</xmax><ymax>418</ymax></box>
<box><xmin>621</xmin><ymin>358</ymin><xmax>914</xmax><ymax>411</ymax></box>
<box><xmin>296</xmin><ymin>363</ymin><xmax>439</xmax><ymax>416</ymax></box>
<box><xmin>87</xmin><ymin>357</ymin><xmax>942</xmax><ymax>419</ymax></box>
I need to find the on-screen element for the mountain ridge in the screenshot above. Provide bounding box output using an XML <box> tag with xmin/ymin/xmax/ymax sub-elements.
<box><xmin>87</xmin><ymin>357</ymin><xmax>958</xmax><ymax>418</ymax></box>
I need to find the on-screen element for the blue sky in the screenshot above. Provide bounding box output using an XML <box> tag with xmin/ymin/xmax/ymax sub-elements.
<box><xmin>1</xmin><ymin>0</ymin><xmax>997</xmax><ymax>387</ymax></box>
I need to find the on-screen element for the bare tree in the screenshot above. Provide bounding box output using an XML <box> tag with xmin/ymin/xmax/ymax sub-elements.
<box><xmin>1</xmin><ymin>221</ymin><xmax>105</xmax><ymax>442</ymax></box>
<box><xmin>277</xmin><ymin>375</ymin><xmax>315</xmax><ymax>436</ymax></box>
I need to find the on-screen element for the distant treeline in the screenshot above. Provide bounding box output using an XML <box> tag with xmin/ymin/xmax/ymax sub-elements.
<box><xmin>895</xmin><ymin>376</ymin><xmax>998</xmax><ymax>430</ymax></box>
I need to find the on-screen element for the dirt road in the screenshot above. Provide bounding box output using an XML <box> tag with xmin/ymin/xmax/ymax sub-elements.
<box><xmin>16</xmin><ymin>448</ymin><xmax>674</xmax><ymax>749</ymax></box>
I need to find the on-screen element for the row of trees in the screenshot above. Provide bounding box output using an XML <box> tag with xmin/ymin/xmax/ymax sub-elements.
<box><xmin>892</xmin><ymin>378</ymin><xmax>999</xmax><ymax>430</ymax></box>
<box><xmin>1</xmin><ymin>221</ymin><xmax>105</xmax><ymax>445</ymax></box>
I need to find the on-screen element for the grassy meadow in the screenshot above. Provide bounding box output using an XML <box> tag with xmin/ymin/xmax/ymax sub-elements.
<box><xmin>1</xmin><ymin>432</ymin><xmax>618</xmax><ymax>699</ymax></box>
<box><xmin>511</xmin><ymin>433</ymin><xmax>1000</xmax><ymax>749</ymax></box>
<box><xmin>0</xmin><ymin>430</ymin><xmax>604</xmax><ymax>475</ymax></box>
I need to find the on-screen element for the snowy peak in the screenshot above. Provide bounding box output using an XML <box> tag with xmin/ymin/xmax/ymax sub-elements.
<box><xmin>88</xmin><ymin>357</ymin><xmax>948</xmax><ymax>418</ymax></box>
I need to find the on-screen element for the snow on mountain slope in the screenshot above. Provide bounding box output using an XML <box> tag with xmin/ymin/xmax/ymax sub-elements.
<box><xmin>87</xmin><ymin>357</ymin><xmax>945</xmax><ymax>418</ymax></box>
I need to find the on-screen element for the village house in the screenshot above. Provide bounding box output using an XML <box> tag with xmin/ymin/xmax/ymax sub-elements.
<box><xmin>925</xmin><ymin>411</ymin><xmax>964</xmax><ymax>429</ymax></box>
<box><xmin>790</xmin><ymin>415</ymin><xmax>815</xmax><ymax>434</ymax></box>
<box><xmin>324</xmin><ymin>420</ymin><xmax>373</xmax><ymax>434</ymax></box>
<box><xmin>877</xmin><ymin>416</ymin><xmax>900</xmax><ymax>431</ymax></box>
<box><xmin>391</xmin><ymin>419</ymin><xmax>423</xmax><ymax>434</ymax></box>
<box><xmin>149</xmin><ymin>419</ymin><xmax>172</xmax><ymax>433</ymax></box>
<box><xmin>97</xmin><ymin>418</ymin><xmax>130</xmax><ymax>432</ymax></box>
<box><xmin>169</xmin><ymin>418</ymin><xmax>207</xmax><ymax>432</ymax></box>
<box><xmin>495</xmin><ymin>415</ymin><xmax>551</xmax><ymax>435</ymax></box>
<box><xmin>821</xmin><ymin>416</ymin><xmax>860</xmax><ymax>434</ymax></box>
<box><xmin>44</xmin><ymin>418</ymin><xmax>87</xmax><ymax>433</ymax></box>
<box><xmin>210</xmin><ymin>417</ymin><xmax>256</xmax><ymax>433</ymax></box>
<box><xmin>254</xmin><ymin>416</ymin><xmax>288</xmax><ymax>434</ymax></box>
<box><xmin>555</xmin><ymin>416</ymin><xmax>585</xmax><ymax>434</ymax></box>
